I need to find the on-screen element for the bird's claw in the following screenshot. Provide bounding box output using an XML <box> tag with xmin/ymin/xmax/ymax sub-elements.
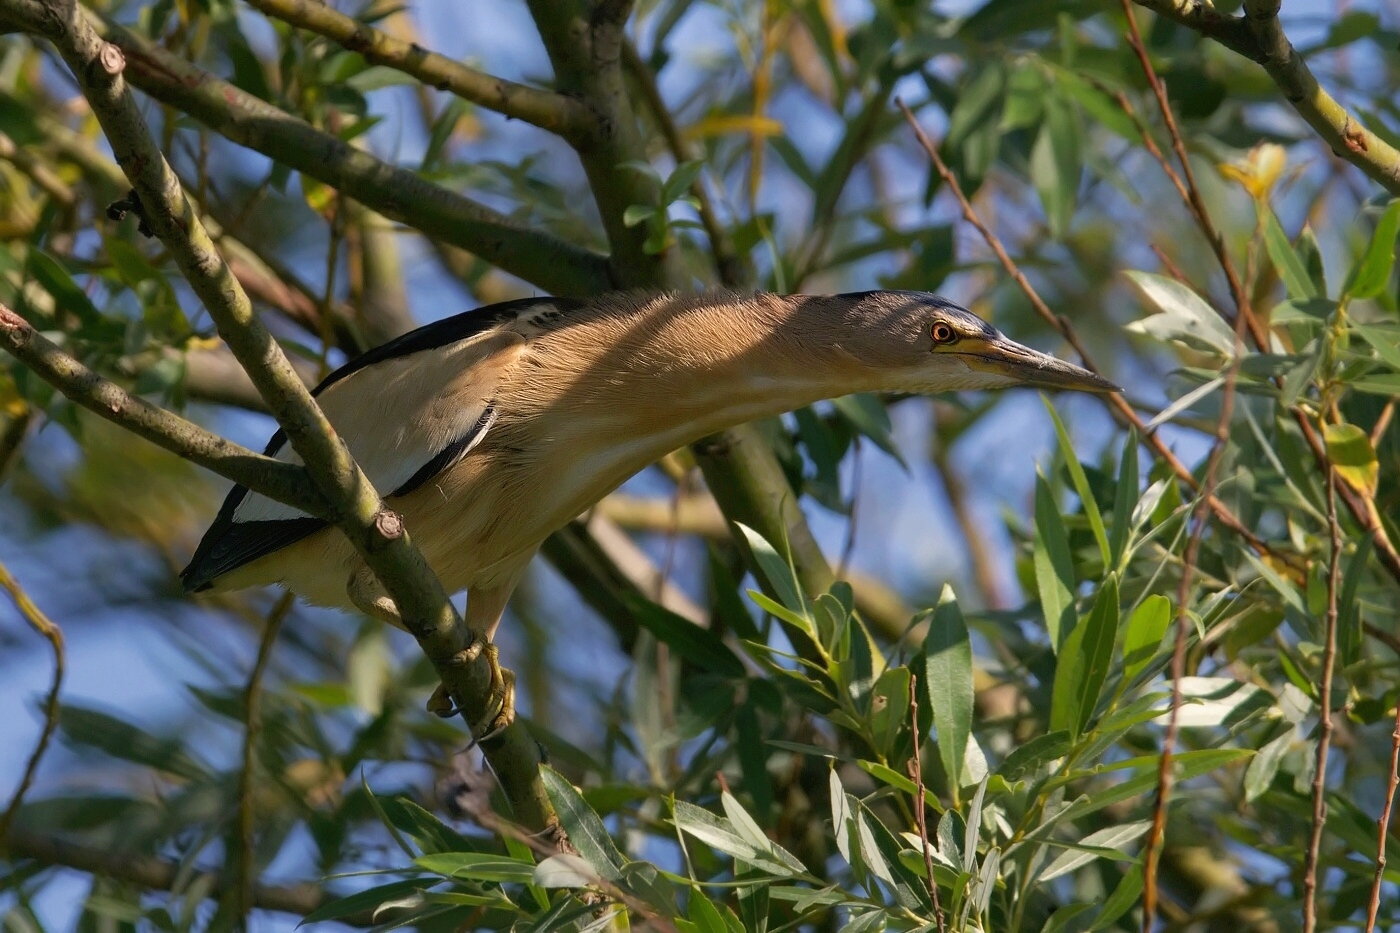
<box><xmin>426</xmin><ymin>637</ymin><xmax>516</xmax><ymax>742</ymax></box>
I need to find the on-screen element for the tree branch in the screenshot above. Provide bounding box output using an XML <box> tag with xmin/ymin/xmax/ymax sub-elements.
<box><xmin>22</xmin><ymin>2</ymin><xmax>613</xmax><ymax>295</ymax></box>
<box><xmin>0</xmin><ymin>304</ymin><xmax>326</xmax><ymax>514</ymax></box>
<box><xmin>244</xmin><ymin>0</ymin><xmax>591</xmax><ymax>141</ymax></box>
<box><xmin>1</xmin><ymin>0</ymin><xmax>561</xmax><ymax>838</ymax></box>
<box><xmin>1</xmin><ymin>826</ymin><xmax>374</xmax><ymax>925</ymax></box>
<box><xmin>1132</xmin><ymin>0</ymin><xmax>1400</xmax><ymax>195</ymax></box>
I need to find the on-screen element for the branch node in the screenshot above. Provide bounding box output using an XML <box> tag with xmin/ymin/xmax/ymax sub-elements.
<box><xmin>96</xmin><ymin>41</ymin><xmax>124</xmax><ymax>77</ymax></box>
<box><xmin>374</xmin><ymin>508</ymin><xmax>404</xmax><ymax>540</ymax></box>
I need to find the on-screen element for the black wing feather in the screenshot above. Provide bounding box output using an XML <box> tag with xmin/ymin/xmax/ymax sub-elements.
<box><xmin>180</xmin><ymin>297</ymin><xmax>582</xmax><ymax>593</ymax></box>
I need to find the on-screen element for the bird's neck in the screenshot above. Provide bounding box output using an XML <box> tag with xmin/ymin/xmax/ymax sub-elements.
<box><xmin>569</xmin><ymin>291</ymin><xmax>882</xmax><ymax>429</ymax></box>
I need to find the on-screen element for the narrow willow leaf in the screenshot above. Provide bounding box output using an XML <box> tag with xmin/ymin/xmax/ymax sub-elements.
<box><xmin>1034</xmin><ymin>470</ymin><xmax>1075</xmax><ymax>651</ymax></box>
<box><xmin>1042</xmin><ymin>397</ymin><xmax>1111</xmax><ymax>567</ymax></box>
<box><xmin>924</xmin><ymin>584</ymin><xmax>974</xmax><ymax>795</ymax></box>
<box><xmin>1050</xmin><ymin>575</ymin><xmax>1121</xmax><ymax>739</ymax></box>
<box><xmin>1124</xmin><ymin>270</ymin><xmax>1237</xmax><ymax>357</ymax></box>
<box><xmin>1039</xmin><ymin>821</ymin><xmax>1150</xmax><ymax>882</ymax></box>
<box><xmin>1108</xmin><ymin>431</ymin><xmax>1139</xmax><ymax>567</ymax></box>
<box><xmin>1122</xmin><ymin>595</ymin><xmax>1171</xmax><ymax>686</ymax></box>
<box><xmin>736</xmin><ymin>523</ymin><xmax>807</xmax><ymax>616</ymax></box>
<box><xmin>996</xmin><ymin>730</ymin><xmax>1071</xmax><ymax>780</ymax></box>
<box><xmin>541</xmin><ymin>767</ymin><xmax>624</xmax><ymax>881</ymax></box>
<box><xmin>1345</xmin><ymin>199</ymin><xmax>1400</xmax><ymax>299</ymax></box>
<box><xmin>1244</xmin><ymin>732</ymin><xmax>1293</xmax><ymax>802</ymax></box>
<box><xmin>1351</xmin><ymin>321</ymin><xmax>1400</xmax><ymax>372</ymax></box>
<box><xmin>1263</xmin><ymin>209</ymin><xmax>1318</xmax><ymax>298</ymax></box>
<box><xmin>1091</xmin><ymin>865</ymin><xmax>1145</xmax><ymax>930</ymax></box>
<box><xmin>1143</xmin><ymin>376</ymin><xmax>1223</xmax><ymax>432</ymax></box>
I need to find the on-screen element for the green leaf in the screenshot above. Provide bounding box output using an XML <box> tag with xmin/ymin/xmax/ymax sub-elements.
<box><xmin>924</xmin><ymin>585</ymin><xmax>974</xmax><ymax>797</ymax></box>
<box><xmin>1351</xmin><ymin>321</ymin><xmax>1400</xmax><ymax>372</ymax></box>
<box><xmin>1091</xmin><ymin>865</ymin><xmax>1145</xmax><ymax>930</ymax></box>
<box><xmin>1244</xmin><ymin>731</ymin><xmax>1292</xmax><ymax>802</ymax></box>
<box><xmin>413</xmin><ymin>853</ymin><xmax>535</xmax><ymax>884</ymax></box>
<box><xmin>1042</xmin><ymin>397</ymin><xmax>1111</xmax><ymax>568</ymax></box>
<box><xmin>1122</xmin><ymin>595</ymin><xmax>1171</xmax><ymax>686</ymax></box>
<box><xmin>1108</xmin><ymin>431</ymin><xmax>1139</xmax><ymax>568</ymax></box>
<box><xmin>945</xmin><ymin>64</ymin><xmax>1005</xmax><ymax>148</ymax></box>
<box><xmin>299</xmin><ymin>880</ymin><xmax>436</xmax><ymax>924</ymax></box>
<box><xmin>1031</xmin><ymin>96</ymin><xmax>1081</xmax><ymax>238</ymax></box>
<box><xmin>623</xmin><ymin>204</ymin><xmax>657</xmax><ymax>228</ymax></box>
<box><xmin>1345</xmin><ymin>199</ymin><xmax>1400</xmax><ymax>299</ymax></box>
<box><xmin>1034</xmin><ymin>470</ymin><xmax>1075</xmax><ymax>651</ymax></box>
<box><xmin>832</xmin><ymin>393</ymin><xmax>905</xmax><ymax>467</ymax></box>
<box><xmin>58</xmin><ymin>705</ymin><xmax>208</xmax><ymax>781</ymax></box>
<box><xmin>1124</xmin><ymin>271</ymin><xmax>1237</xmax><ymax>358</ymax></box>
<box><xmin>1263</xmin><ymin>209</ymin><xmax>1319</xmax><ymax>299</ymax></box>
<box><xmin>661</xmin><ymin>159</ymin><xmax>705</xmax><ymax>205</ymax></box>
<box><xmin>541</xmin><ymin>767</ymin><xmax>625</xmax><ymax>881</ymax></box>
<box><xmin>623</xmin><ymin>594</ymin><xmax>744</xmax><ymax>678</ymax></box>
<box><xmin>1050</xmin><ymin>575</ymin><xmax>1120</xmax><ymax>739</ymax></box>
<box><xmin>27</xmin><ymin>249</ymin><xmax>102</xmax><ymax>328</ymax></box>
<box><xmin>995</xmin><ymin>730</ymin><xmax>1071</xmax><ymax>781</ymax></box>
<box><xmin>1039</xmin><ymin>821</ymin><xmax>1149</xmax><ymax>882</ymax></box>
<box><xmin>672</xmin><ymin>800</ymin><xmax>805</xmax><ymax>876</ymax></box>
<box><xmin>735</xmin><ymin>523</ymin><xmax>808</xmax><ymax>617</ymax></box>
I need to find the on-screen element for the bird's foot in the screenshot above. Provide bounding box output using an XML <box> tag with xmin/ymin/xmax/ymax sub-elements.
<box><xmin>430</xmin><ymin>637</ymin><xmax>516</xmax><ymax>742</ymax></box>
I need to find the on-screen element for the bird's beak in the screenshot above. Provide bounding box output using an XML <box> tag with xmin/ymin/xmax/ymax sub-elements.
<box><xmin>954</xmin><ymin>334</ymin><xmax>1121</xmax><ymax>394</ymax></box>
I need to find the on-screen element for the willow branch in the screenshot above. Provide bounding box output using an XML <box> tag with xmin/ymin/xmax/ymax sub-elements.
<box><xmin>1369</xmin><ymin>697</ymin><xmax>1400</xmax><ymax>932</ymax></box>
<box><xmin>1303</xmin><ymin>467</ymin><xmax>1342</xmax><ymax>933</ymax></box>
<box><xmin>35</xmin><ymin>3</ymin><xmax>612</xmax><ymax>295</ymax></box>
<box><xmin>245</xmin><ymin>0</ymin><xmax>590</xmax><ymax>140</ymax></box>
<box><xmin>2</xmin><ymin>0</ymin><xmax>561</xmax><ymax>837</ymax></box>
<box><xmin>1130</xmin><ymin>0</ymin><xmax>1400</xmax><ymax>195</ymax></box>
<box><xmin>0</xmin><ymin>304</ymin><xmax>326</xmax><ymax>513</ymax></box>
<box><xmin>1</xmin><ymin>826</ymin><xmax>372</xmax><ymax>924</ymax></box>
<box><xmin>0</xmin><ymin>562</ymin><xmax>64</xmax><ymax>847</ymax></box>
<box><xmin>235</xmin><ymin>592</ymin><xmax>293</xmax><ymax>923</ymax></box>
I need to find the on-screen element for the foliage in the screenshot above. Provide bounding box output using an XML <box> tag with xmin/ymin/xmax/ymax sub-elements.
<box><xmin>1</xmin><ymin>0</ymin><xmax>1399</xmax><ymax>931</ymax></box>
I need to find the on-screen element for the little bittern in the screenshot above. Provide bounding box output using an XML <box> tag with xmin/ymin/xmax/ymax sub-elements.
<box><xmin>183</xmin><ymin>290</ymin><xmax>1117</xmax><ymax>730</ymax></box>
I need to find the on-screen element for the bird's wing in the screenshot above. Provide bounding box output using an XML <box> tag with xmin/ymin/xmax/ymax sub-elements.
<box><xmin>181</xmin><ymin>329</ymin><xmax>526</xmax><ymax>591</ymax></box>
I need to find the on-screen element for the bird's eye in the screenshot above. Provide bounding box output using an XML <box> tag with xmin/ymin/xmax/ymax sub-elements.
<box><xmin>931</xmin><ymin>322</ymin><xmax>956</xmax><ymax>344</ymax></box>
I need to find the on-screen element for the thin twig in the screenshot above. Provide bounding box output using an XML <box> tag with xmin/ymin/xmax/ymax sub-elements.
<box><xmin>1367</xmin><ymin>695</ymin><xmax>1400</xmax><ymax>932</ymax></box>
<box><xmin>1370</xmin><ymin>398</ymin><xmax>1395</xmax><ymax>449</ymax></box>
<box><xmin>235</xmin><ymin>591</ymin><xmax>294</xmax><ymax>925</ymax></box>
<box><xmin>1303</xmin><ymin>466</ymin><xmax>1342</xmax><ymax>933</ymax></box>
<box><xmin>907</xmin><ymin>674</ymin><xmax>948</xmax><ymax>933</ymax></box>
<box><xmin>0</xmin><ymin>561</ymin><xmax>65</xmax><ymax>847</ymax></box>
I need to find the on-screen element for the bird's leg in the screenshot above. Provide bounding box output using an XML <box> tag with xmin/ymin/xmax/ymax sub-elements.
<box><xmin>453</xmin><ymin>587</ymin><xmax>515</xmax><ymax>739</ymax></box>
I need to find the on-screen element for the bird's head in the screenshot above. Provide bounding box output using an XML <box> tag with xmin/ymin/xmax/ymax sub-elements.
<box><xmin>827</xmin><ymin>291</ymin><xmax>1120</xmax><ymax>396</ymax></box>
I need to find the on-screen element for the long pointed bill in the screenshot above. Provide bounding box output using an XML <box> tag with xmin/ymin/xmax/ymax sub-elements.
<box><xmin>955</xmin><ymin>336</ymin><xmax>1121</xmax><ymax>394</ymax></box>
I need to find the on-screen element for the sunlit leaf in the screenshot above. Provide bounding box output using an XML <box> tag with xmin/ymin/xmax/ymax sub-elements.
<box><xmin>1324</xmin><ymin>422</ymin><xmax>1378</xmax><ymax>497</ymax></box>
<box><xmin>923</xmin><ymin>585</ymin><xmax>973</xmax><ymax>797</ymax></box>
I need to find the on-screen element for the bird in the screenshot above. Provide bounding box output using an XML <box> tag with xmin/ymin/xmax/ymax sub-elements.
<box><xmin>182</xmin><ymin>289</ymin><xmax>1117</xmax><ymax>732</ymax></box>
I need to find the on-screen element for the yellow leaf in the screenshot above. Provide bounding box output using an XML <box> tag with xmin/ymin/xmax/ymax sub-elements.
<box><xmin>1324</xmin><ymin>422</ymin><xmax>1378</xmax><ymax>497</ymax></box>
<box><xmin>1218</xmin><ymin>143</ymin><xmax>1286</xmax><ymax>202</ymax></box>
<box><xmin>301</xmin><ymin>175</ymin><xmax>337</xmax><ymax>216</ymax></box>
<box><xmin>683</xmin><ymin>114</ymin><xmax>785</xmax><ymax>140</ymax></box>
